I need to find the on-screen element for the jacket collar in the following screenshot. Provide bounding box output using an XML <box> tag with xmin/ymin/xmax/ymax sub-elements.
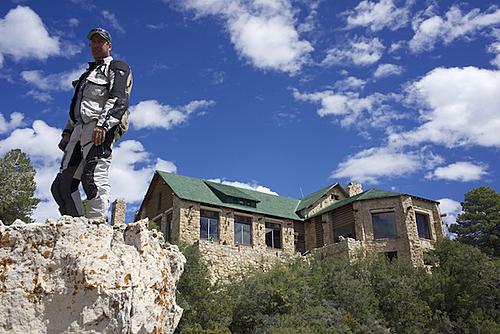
<box><xmin>88</xmin><ymin>55</ymin><xmax>113</xmax><ymax>67</ymax></box>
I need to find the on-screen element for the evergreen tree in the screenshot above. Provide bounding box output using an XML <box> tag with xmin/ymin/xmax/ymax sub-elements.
<box><xmin>0</xmin><ymin>149</ymin><xmax>40</xmax><ymax>224</ymax></box>
<box><xmin>450</xmin><ymin>186</ymin><xmax>500</xmax><ymax>257</ymax></box>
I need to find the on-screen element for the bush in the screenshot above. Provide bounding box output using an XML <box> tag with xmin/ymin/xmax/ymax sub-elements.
<box><xmin>175</xmin><ymin>241</ymin><xmax>500</xmax><ymax>333</ymax></box>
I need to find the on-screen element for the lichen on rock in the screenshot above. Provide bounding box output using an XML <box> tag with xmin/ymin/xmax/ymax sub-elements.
<box><xmin>0</xmin><ymin>217</ymin><xmax>185</xmax><ymax>334</ymax></box>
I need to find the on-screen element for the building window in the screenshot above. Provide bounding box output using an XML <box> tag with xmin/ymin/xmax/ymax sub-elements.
<box><xmin>200</xmin><ymin>209</ymin><xmax>219</xmax><ymax>241</ymax></box>
<box><xmin>372</xmin><ymin>211</ymin><xmax>397</xmax><ymax>239</ymax></box>
<box><xmin>416</xmin><ymin>212</ymin><xmax>432</xmax><ymax>239</ymax></box>
<box><xmin>265</xmin><ymin>222</ymin><xmax>282</xmax><ymax>249</ymax></box>
<box><xmin>234</xmin><ymin>215</ymin><xmax>252</xmax><ymax>245</ymax></box>
<box><xmin>333</xmin><ymin>223</ymin><xmax>355</xmax><ymax>242</ymax></box>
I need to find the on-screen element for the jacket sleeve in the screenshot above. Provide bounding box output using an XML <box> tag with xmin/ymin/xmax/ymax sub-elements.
<box><xmin>97</xmin><ymin>60</ymin><xmax>133</xmax><ymax>130</ymax></box>
<box><xmin>62</xmin><ymin>119</ymin><xmax>74</xmax><ymax>136</ymax></box>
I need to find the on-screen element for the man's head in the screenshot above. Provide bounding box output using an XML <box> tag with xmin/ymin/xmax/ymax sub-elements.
<box><xmin>87</xmin><ymin>28</ymin><xmax>112</xmax><ymax>60</ymax></box>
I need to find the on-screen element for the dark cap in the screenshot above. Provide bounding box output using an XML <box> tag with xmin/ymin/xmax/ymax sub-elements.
<box><xmin>87</xmin><ymin>28</ymin><xmax>112</xmax><ymax>43</ymax></box>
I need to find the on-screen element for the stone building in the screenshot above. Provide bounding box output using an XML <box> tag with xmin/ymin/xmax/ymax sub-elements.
<box><xmin>138</xmin><ymin>171</ymin><xmax>444</xmax><ymax>282</ymax></box>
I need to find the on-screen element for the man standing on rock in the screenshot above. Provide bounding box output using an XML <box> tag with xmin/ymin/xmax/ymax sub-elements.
<box><xmin>51</xmin><ymin>28</ymin><xmax>132</xmax><ymax>220</ymax></box>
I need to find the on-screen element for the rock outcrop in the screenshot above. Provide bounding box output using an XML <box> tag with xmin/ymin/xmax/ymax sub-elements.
<box><xmin>0</xmin><ymin>217</ymin><xmax>185</xmax><ymax>334</ymax></box>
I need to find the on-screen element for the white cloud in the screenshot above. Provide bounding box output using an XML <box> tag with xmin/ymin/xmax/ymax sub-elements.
<box><xmin>174</xmin><ymin>0</ymin><xmax>313</xmax><ymax>73</ymax></box>
<box><xmin>0</xmin><ymin>120</ymin><xmax>176</xmax><ymax>222</ymax></box>
<box><xmin>488</xmin><ymin>41</ymin><xmax>500</xmax><ymax>68</ymax></box>
<box><xmin>0</xmin><ymin>112</ymin><xmax>24</xmax><ymax>134</ymax></box>
<box><xmin>26</xmin><ymin>90</ymin><xmax>53</xmax><ymax>102</ymax></box>
<box><xmin>102</xmin><ymin>10</ymin><xmax>125</xmax><ymax>34</ymax></box>
<box><xmin>331</xmin><ymin>147</ymin><xmax>421</xmax><ymax>183</ymax></box>
<box><xmin>110</xmin><ymin>140</ymin><xmax>177</xmax><ymax>203</ymax></box>
<box><xmin>129</xmin><ymin>99</ymin><xmax>215</xmax><ymax>130</ymax></box>
<box><xmin>208</xmin><ymin>178</ymin><xmax>278</xmax><ymax>195</ymax></box>
<box><xmin>388</xmin><ymin>40</ymin><xmax>405</xmax><ymax>53</ymax></box>
<box><xmin>373</xmin><ymin>63</ymin><xmax>403</xmax><ymax>78</ymax></box>
<box><xmin>0</xmin><ymin>6</ymin><xmax>61</xmax><ymax>67</ymax></box>
<box><xmin>345</xmin><ymin>0</ymin><xmax>411</xmax><ymax>32</ymax></box>
<box><xmin>334</xmin><ymin>76</ymin><xmax>366</xmax><ymax>91</ymax></box>
<box><xmin>292</xmin><ymin>88</ymin><xmax>401</xmax><ymax>129</ymax></box>
<box><xmin>438</xmin><ymin>198</ymin><xmax>462</xmax><ymax>238</ymax></box>
<box><xmin>410</xmin><ymin>6</ymin><xmax>500</xmax><ymax>53</ymax></box>
<box><xmin>390</xmin><ymin>67</ymin><xmax>500</xmax><ymax>148</ymax></box>
<box><xmin>322</xmin><ymin>36</ymin><xmax>384</xmax><ymax>66</ymax></box>
<box><xmin>427</xmin><ymin>161</ymin><xmax>488</xmax><ymax>182</ymax></box>
<box><xmin>21</xmin><ymin>66</ymin><xmax>85</xmax><ymax>92</ymax></box>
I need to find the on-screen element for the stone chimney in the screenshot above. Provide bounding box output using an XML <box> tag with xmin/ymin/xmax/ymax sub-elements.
<box><xmin>111</xmin><ymin>198</ymin><xmax>126</xmax><ymax>226</ymax></box>
<box><xmin>346</xmin><ymin>182</ymin><xmax>363</xmax><ymax>197</ymax></box>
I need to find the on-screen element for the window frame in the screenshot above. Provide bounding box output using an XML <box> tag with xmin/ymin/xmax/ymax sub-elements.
<box><xmin>415</xmin><ymin>211</ymin><xmax>432</xmax><ymax>240</ymax></box>
<box><xmin>265</xmin><ymin>222</ymin><xmax>282</xmax><ymax>249</ymax></box>
<box><xmin>234</xmin><ymin>214</ymin><xmax>253</xmax><ymax>245</ymax></box>
<box><xmin>200</xmin><ymin>209</ymin><xmax>219</xmax><ymax>241</ymax></box>
<box><xmin>371</xmin><ymin>210</ymin><xmax>398</xmax><ymax>239</ymax></box>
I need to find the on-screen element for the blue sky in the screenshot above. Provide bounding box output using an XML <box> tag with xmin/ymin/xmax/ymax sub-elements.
<box><xmin>0</xmin><ymin>0</ymin><xmax>499</xmax><ymax>228</ymax></box>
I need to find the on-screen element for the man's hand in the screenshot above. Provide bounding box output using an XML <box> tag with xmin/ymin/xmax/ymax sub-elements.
<box><xmin>92</xmin><ymin>126</ymin><xmax>106</xmax><ymax>145</ymax></box>
<box><xmin>58</xmin><ymin>134</ymin><xmax>71</xmax><ymax>151</ymax></box>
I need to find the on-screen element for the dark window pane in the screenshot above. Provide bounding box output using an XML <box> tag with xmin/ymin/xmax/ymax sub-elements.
<box><xmin>242</xmin><ymin>223</ymin><xmax>252</xmax><ymax>244</ymax></box>
<box><xmin>209</xmin><ymin>219</ymin><xmax>219</xmax><ymax>240</ymax></box>
<box><xmin>416</xmin><ymin>213</ymin><xmax>431</xmax><ymax>239</ymax></box>
<box><xmin>333</xmin><ymin>224</ymin><xmax>356</xmax><ymax>242</ymax></box>
<box><xmin>200</xmin><ymin>217</ymin><xmax>209</xmax><ymax>239</ymax></box>
<box><xmin>265</xmin><ymin>222</ymin><xmax>282</xmax><ymax>248</ymax></box>
<box><xmin>372</xmin><ymin>211</ymin><xmax>397</xmax><ymax>239</ymax></box>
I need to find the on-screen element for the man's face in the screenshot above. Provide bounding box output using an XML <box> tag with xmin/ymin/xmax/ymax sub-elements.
<box><xmin>89</xmin><ymin>35</ymin><xmax>111</xmax><ymax>60</ymax></box>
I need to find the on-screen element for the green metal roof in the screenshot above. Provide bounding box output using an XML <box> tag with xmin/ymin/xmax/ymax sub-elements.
<box><xmin>204</xmin><ymin>181</ymin><xmax>259</xmax><ymax>202</ymax></box>
<box><xmin>155</xmin><ymin>171</ymin><xmax>437</xmax><ymax>222</ymax></box>
<box><xmin>156</xmin><ymin>171</ymin><xmax>302</xmax><ymax>220</ymax></box>
<box><xmin>296</xmin><ymin>184</ymin><xmax>336</xmax><ymax>212</ymax></box>
<box><xmin>308</xmin><ymin>189</ymin><xmax>403</xmax><ymax>219</ymax></box>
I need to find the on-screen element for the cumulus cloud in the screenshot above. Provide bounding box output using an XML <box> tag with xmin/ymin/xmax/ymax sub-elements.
<box><xmin>331</xmin><ymin>146</ymin><xmax>423</xmax><ymax>184</ymax></box>
<box><xmin>334</xmin><ymin>76</ymin><xmax>366</xmax><ymax>91</ymax></box>
<box><xmin>410</xmin><ymin>6</ymin><xmax>500</xmax><ymax>53</ymax></box>
<box><xmin>102</xmin><ymin>10</ymin><xmax>125</xmax><ymax>34</ymax></box>
<box><xmin>129</xmin><ymin>99</ymin><xmax>215</xmax><ymax>130</ymax></box>
<box><xmin>208</xmin><ymin>178</ymin><xmax>278</xmax><ymax>195</ymax></box>
<box><xmin>322</xmin><ymin>36</ymin><xmax>384</xmax><ymax>66</ymax></box>
<box><xmin>488</xmin><ymin>41</ymin><xmax>500</xmax><ymax>68</ymax></box>
<box><xmin>21</xmin><ymin>66</ymin><xmax>85</xmax><ymax>92</ymax></box>
<box><xmin>390</xmin><ymin>67</ymin><xmax>500</xmax><ymax>148</ymax></box>
<box><xmin>438</xmin><ymin>198</ymin><xmax>462</xmax><ymax>238</ymax></box>
<box><xmin>173</xmin><ymin>0</ymin><xmax>313</xmax><ymax>73</ymax></box>
<box><xmin>0</xmin><ymin>120</ymin><xmax>176</xmax><ymax>222</ymax></box>
<box><xmin>292</xmin><ymin>88</ymin><xmax>402</xmax><ymax>129</ymax></box>
<box><xmin>110</xmin><ymin>140</ymin><xmax>177</xmax><ymax>203</ymax></box>
<box><xmin>345</xmin><ymin>0</ymin><xmax>411</xmax><ymax>32</ymax></box>
<box><xmin>0</xmin><ymin>6</ymin><xmax>61</xmax><ymax>67</ymax></box>
<box><xmin>427</xmin><ymin>161</ymin><xmax>488</xmax><ymax>182</ymax></box>
<box><xmin>0</xmin><ymin>112</ymin><xmax>24</xmax><ymax>134</ymax></box>
<box><xmin>373</xmin><ymin>63</ymin><xmax>403</xmax><ymax>78</ymax></box>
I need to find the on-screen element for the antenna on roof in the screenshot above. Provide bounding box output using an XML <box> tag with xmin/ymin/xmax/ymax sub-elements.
<box><xmin>299</xmin><ymin>186</ymin><xmax>304</xmax><ymax>198</ymax></box>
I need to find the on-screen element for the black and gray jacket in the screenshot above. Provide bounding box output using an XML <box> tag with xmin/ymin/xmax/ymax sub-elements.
<box><xmin>63</xmin><ymin>56</ymin><xmax>133</xmax><ymax>138</ymax></box>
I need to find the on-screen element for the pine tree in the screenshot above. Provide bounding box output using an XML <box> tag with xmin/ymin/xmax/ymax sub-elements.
<box><xmin>0</xmin><ymin>149</ymin><xmax>40</xmax><ymax>224</ymax></box>
<box><xmin>450</xmin><ymin>186</ymin><xmax>500</xmax><ymax>257</ymax></box>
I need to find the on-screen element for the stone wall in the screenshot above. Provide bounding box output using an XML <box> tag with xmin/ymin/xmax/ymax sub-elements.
<box><xmin>300</xmin><ymin>186</ymin><xmax>347</xmax><ymax>218</ymax></box>
<box><xmin>348</xmin><ymin>196</ymin><xmax>442</xmax><ymax>266</ymax></box>
<box><xmin>312</xmin><ymin>238</ymin><xmax>364</xmax><ymax>260</ymax></box>
<box><xmin>175</xmin><ymin>198</ymin><xmax>296</xmax><ymax>254</ymax></box>
<box><xmin>197</xmin><ymin>240</ymin><xmax>299</xmax><ymax>283</ymax></box>
<box><xmin>139</xmin><ymin>175</ymin><xmax>174</xmax><ymax>220</ymax></box>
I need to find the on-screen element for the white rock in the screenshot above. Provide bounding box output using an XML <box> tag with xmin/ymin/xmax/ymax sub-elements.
<box><xmin>0</xmin><ymin>217</ymin><xmax>185</xmax><ymax>334</ymax></box>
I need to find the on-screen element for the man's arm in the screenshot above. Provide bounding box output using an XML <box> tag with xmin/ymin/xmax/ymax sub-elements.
<box><xmin>93</xmin><ymin>60</ymin><xmax>132</xmax><ymax>145</ymax></box>
<box><xmin>58</xmin><ymin>119</ymin><xmax>74</xmax><ymax>151</ymax></box>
